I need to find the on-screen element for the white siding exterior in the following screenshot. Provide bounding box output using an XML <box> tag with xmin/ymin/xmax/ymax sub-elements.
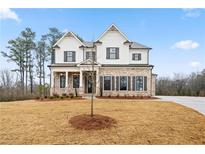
<box><xmin>129</xmin><ymin>49</ymin><xmax>148</xmax><ymax>64</ymax></box>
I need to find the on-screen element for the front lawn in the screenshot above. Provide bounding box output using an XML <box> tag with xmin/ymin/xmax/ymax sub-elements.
<box><xmin>0</xmin><ymin>99</ymin><xmax>205</xmax><ymax>144</ymax></box>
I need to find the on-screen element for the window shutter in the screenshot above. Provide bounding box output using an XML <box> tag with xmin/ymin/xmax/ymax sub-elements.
<box><xmin>52</xmin><ymin>51</ymin><xmax>55</xmax><ymax>64</ymax></box>
<box><xmin>93</xmin><ymin>52</ymin><xmax>96</xmax><ymax>61</ymax></box>
<box><xmin>116</xmin><ymin>76</ymin><xmax>119</xmax><ymax>91</ymax></box>
<box><xmin>106</xmin><ymin>48</ymin><xmax>110</xmax><ymax>59</ymax></box>
<box><xmin>132</xmin><ymin>76</ymin><xmax>135</xmax><ymax>91</ymax></box>
<box><xmin>132</xmin><ymin>54</ymin><xmax>135</xmax><ymax>60</ymax></box>
<box><xmin>72</xmin><ymin>51</ymin><xmax>76</xmax><ymax>62</ymax></box>
<box><xmin>64</xmin><ymin>51</ymin><xmax>67</xmax><ymax>62</ymax></box>
<box><xmin>144</xmin><ymin>76</ymin><xmax>147</xmax><ymax>91</ymax></box>
<box><xmin>116</xmin><ymin>48</ymin><xmax>119</xmax><ymax>59</ymax></box>
<box><xmin>128</xmin><ymin>76</ymin><xmax>131</xmax><ymax>91</ymax></box>
<box><xmin>138</xmin><ymin>54</ymin><xmax>141</xmax><ymax>60</ymax></box>
<box><xmin>112</xmin><ymin>76</ymin><xmax>115</xmax><ymax>90</ymax></box>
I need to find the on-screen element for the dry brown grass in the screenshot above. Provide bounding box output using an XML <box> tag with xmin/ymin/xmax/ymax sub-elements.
<box><xmin>0</xmin><ymin>99</ymin><xmax>205</xmax><ymax>145</ymax></box>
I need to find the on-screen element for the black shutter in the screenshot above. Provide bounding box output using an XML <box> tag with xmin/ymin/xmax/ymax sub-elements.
<box><xmin>116</xmin><ymin>48</ymin><xmax>119</xmax><ymax>59</ymax></box>
<box><xmin>128</xmin><ymin>76</ymin><xmax>131</xmax><ymax>91</ymax></box>
<box><xmin>52</xmin><ymin>51</ymin><xmax>55</xmax><ymax>63</ymax></box>
<box><xmin>132</xmin><ymin>76</ymin><xmax>135</xmax><ymax>91</ymax></box>
<box><xmin>112</xmin><ymin>76</ymin><xmax>115</xmax><ymax>91</ymax></box>
<box><xmin>72</xmin><ymin>51</ymin><xmax>76</xmax><ymax>62</ymax></box>
<box><xmin>144</xmin><ymin>76</ymin><xmax>147</xmax><ymax>91</ymax></box>
<box><xmin>64</xmin><ymin>51</ymin><xmax>67</xmax><ymax>62</ymax></box>
<box><xmin>106</xmin><ymin>48</ymin><xmax>110</xmax><ymax>59</ymax></box>
<box><xmin>138</xmin><ymin>54</ymin><xmax>141</xmax><ymax>60</ymax></box>
<box><xmin>100</xmin><ymin>76</ymin><xmax>103</xmax><ymax>90</ymax></box>
<box><xmin>132</xmin><ymin>54</ymin><xmax>135</xmax><ymax>60</ymax></box>
<box><xmin>116</xmin><ymin>76</ymin><xmax>119</xmax><ymax>91</ymax></box>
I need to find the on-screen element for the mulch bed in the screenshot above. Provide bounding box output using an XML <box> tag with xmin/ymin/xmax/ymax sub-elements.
<box><xmin>96</xmin><ymin>96</ymin><xmax>159</xmax><ymax>99</ymax></box>
<box><xmin>69</xmin><ymin>114</ymin><xmax>117</xmax><ymax>130</ymax></box>
<box><xmin>37</xmin><ymin>96</ymin><xmax>84</xmax><ymax>102</ymax></box>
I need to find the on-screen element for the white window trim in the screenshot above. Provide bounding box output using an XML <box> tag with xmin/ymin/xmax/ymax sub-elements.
<box><xmin>135</xmin><ymin>76</ymin><xmax>144</xmax><ymax>91</ymax></box>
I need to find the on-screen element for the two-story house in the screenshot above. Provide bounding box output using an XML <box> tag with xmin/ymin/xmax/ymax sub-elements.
<box><xmin>48</xmin><ymin>24</ymin><xmax>156</xmax><ymax>97</ymax></box>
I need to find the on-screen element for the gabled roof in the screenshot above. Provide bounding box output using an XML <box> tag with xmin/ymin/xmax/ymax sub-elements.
<box><xmin>53</xmin><ymin>31</ymin><xmax>85</xmax><ymax>47</ymax></box>
<box><xmin>95</xmin><ymin>24</ymin><xmax>130</xmax><ymax>42</ymax></box>
<box><xmin>77</xmin><ymin>59</ymin><xmax>101</xmax><ymax>67</ymax></box>
<box><xmin>130</xmin><ymin>42</ymin><xmax>152</xmax><ymax>49</ymax></box>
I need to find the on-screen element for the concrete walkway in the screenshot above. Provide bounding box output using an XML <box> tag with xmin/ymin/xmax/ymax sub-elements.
<box><xmin>157</xmin><ymin>96</ymin><xmax>205</xmax><ymax>115</ymax></box>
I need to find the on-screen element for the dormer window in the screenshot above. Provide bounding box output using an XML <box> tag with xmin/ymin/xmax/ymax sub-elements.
<box><xmin>86</xmin><ymin>51</ymin><xmax>96</xmax><ymax>60</ymax></box>
<box><xmin>106</xmin><ymin>47</ymin><xmax>119</xmax><ymax>59</ymax></box>
<box><xmin>132</xmin><ymin>53</ymin><xmax>141</xmax><ymax>61</ymax></box>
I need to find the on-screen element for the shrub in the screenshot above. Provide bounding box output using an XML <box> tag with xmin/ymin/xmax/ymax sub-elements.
<box><xmin>36</xmin><ymin>96</ymin><xmax>40</xmax><ymax>100</ymax></box>
<box><xmin>60</xmin><ymin>96</ymin><xmax>64</xmax><ymax>99</ymax></box>
<box><xmin>116</xmin><ymin>94</ymin><xmax>119</xmax><ymax>98</ymax></box>
<box><xmin>44</xmin><ymin>96</ymin><xmax>48</xmax><ymax>99</ymax></box>
<box><xmin>49</xmin><ymin>96</ymin><xmax>54</xmax><ymax>99</ymax></box>
<box><xmin>62</xmin><ymin>93</ymin><xmax>67</xmax><ymax>97</ymax></box>
<box><xmin>53</xmin><ymin>93</ymin><xmax>59</xmax><ymax>98</ymax></box>
<box><xmin>69</xmin><ymin>93</ymin><xmax>74</xmax><ymax>98</ymax></box>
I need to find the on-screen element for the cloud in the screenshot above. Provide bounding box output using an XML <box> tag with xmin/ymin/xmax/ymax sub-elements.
<box><xmin>182</xmin><ymin>9</ymin><xmax>201</xmax><ymax>18</ymax></box>
<box><xmin>0</xmin><ymin>8</ymin><xmax>20</xmax><ymax>22</ymax></box>
<box><xmin>172</xmin><ymin>40</ymin><xmax>199</xmax><ymax>50</ymax></box>
<box><xmin>189</xmin><ymin>61</ymin><xmax>201</xmax><ymax>67</ymax></box>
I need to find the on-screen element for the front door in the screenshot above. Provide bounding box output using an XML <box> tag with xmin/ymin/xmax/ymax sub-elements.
<box><xmin>87</xmin><ymin>79</ymin><xmax>93</xmax><ymax>93</ymax></box>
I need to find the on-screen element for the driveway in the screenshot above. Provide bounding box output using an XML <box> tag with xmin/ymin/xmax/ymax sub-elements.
<box><xmin>157</xmin><ymin>96</ymin><xmax>205</xmax><ymax>115</ymax></box>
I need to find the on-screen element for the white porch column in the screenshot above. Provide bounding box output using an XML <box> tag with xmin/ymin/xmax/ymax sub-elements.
<box><xmin>80</xmin><ymin>70</ymin><xmax>83</xmax><ymax>87</ymax></box>
<box><xmin>65</xmin><ymin>71</ymin><xmax>68</xmax><ymax>93</ymax></box>
<box><xmin>96</xmin><ymin>68</ymin><xmax>100</xmax><ymax>96</ymax></box>
<box><xmin>50</xmin><ymin>71</ymin><xmax>55</xmax><ymax>96</ymax></box>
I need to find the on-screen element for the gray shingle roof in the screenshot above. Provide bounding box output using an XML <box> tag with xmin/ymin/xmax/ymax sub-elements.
<box><xmin>130</xmin><ymin>42</ymin><xmax>151</xmax><ymax>49</ymax></box>
<box><xmin>84</xmin><ymin>42</ymin><xmax>94</xmax><ymax>47</ymax></box>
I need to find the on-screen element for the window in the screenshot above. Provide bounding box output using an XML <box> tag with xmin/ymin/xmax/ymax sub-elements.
<box><xmin>120</xmin><ymin>76</ymin><xmax>127</xmax><ymax>90</ymax></box>
<box><xmin>136</xmin><ymin>76</ymin><xmax>143</xmax><ymax>91</ymax></box>
<box><xmin>64</xmin><ymin>51</ymin><xmax>75</xmax><ymax>62</ymax></box>
<box><xmin>104</xmin><ymin>76</ymin><xmax>111</xmax><ymax>90</ymax></box>
<box><xmin>106</xmin><ymin>47</ymin><xmax>119</xmax><ymax>59</ymax></box>
<box><xmin>86</xmin><ymin>52</ymin><xmax>96</xmax><ymax>60</ymax></box>
<box><xmin>132</xmin><ymin>53</ymin><xmax>141</xmax><ymax>61</ymax></box>
<box><xmin>73</xmin><ymin>75</ymin><xmax>80</xmax><ymax>88</ymax></box>
<box><xmin>60</xmin><ymin>74</ymin><xmax>66</xmax><ymax>88</ymax></box>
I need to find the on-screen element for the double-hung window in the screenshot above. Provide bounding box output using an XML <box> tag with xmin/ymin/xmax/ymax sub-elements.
<box><xmin>60</xmin><ymin>74</ymin><xmax>66</xmax><ymax>88</ymax></box>
<box><xmin>132</xmin><ymin>53</ymin><xmax>141</xmax><ymax>61</ymax></box>
<box><xmin>136</xmin><ymin>76</ymin><xmax>143</xmax><ymax>91</ymax></box>
<box><xmin>73</xmin><ymin>75</ymin><xmax>80</xmax><ymax>88</ymax></box>
<box><xmin>64</xmin><ymin>51</ymin><xmax>75</xmax><ymax>62</ymax></box>
<box><xmin>106</xmin><ymin>47</ymin><xmax>119</xmax><ymax>59</ymax></box>
<box><xmin>120</xmin><ymin>76</ymin><xmax>127</xmax><ymax>90</ymax></box>
<box><xmin>86</xmin><ymin>51</ymin><xmax>96</xmax><ymax>60</ymax></box>
<box><xmin>104</xmin><ymin>76</ymin><xmax>111</xmax><ymax>90</ymax></box>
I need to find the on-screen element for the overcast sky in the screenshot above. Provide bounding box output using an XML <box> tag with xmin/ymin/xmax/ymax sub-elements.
<box><xmin>0</xmin><ymin>8</ymin><xmax>205</xmax><ymax>78</ymax></box>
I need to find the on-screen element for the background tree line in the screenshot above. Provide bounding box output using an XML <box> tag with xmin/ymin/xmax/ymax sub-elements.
<box><xmin>156</xmin><ymin>69</ymin><xmax>205</xmax><ymax>96</ymax></box>
<box><xmin>0</xmin><ymin>27</ymin><xmax>63</xmax><ymax>101</ymax></box>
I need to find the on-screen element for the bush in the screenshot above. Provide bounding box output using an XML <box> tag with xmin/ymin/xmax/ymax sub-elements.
<box><xmin>36</xmin><ymin>96</ymin><xmax>40</xmax><ymax>100</ymax></box>
<box><xmin>44</xmin><ymin>96</ymin><xmax>48</xmax><ymax>99</ymax></box>
<box><xmin>108</xmin><ymin>94</ymin><xmax>111</xmax><ymax>98</ymax></box>
<box><xmin>53</xmin><ymin>93</ymin><xmax>59</xmax><ymax>98</ymax></box>
<box><xmin>60</xmin><ymin>96</ymin><xmax>64</xmax><ymax>99</ymax></box>
<box><xmin>62</xmin><ymin>93</ymin><xmax>67</xmax><ymax>97</ymax></box>
<box><xmin>69</xmin><ymin>93</ymin><xmax>74</xmax><ymax>98</ymax></box>
<box><xmin>116</xmin><ymin>94</ymin><xmax>119</xmax><ymax>98</ymax></box>
<box><xmin>49</xmin><ymin>96</ymin><xmax>54</xmax><ymax>99</ymax></box>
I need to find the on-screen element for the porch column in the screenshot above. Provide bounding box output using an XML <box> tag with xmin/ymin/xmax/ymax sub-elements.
<box><xmin>50</xmin><ymin>71</ymin><xmax>55</xmax><ymax>96</ymax></box>
<box><xmin>96</xmin><ymin>68</ymin><xmax>100</xmax><ymax>96</ymax></box>
<box><xmin>65</xmin><ymin>71</ymin><xmax>68</xmax><ymax>93</ymax></box>
<box><xmin>79</xmin><ymin>70</ymin><xmax>83</xmax><ymax>95</ymax></box>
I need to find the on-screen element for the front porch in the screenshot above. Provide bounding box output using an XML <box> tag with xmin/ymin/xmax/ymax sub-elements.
<box><xmin>50</xmin><ymin>71</ymin><xmax>99</xmax><ymax>96</ymax></box>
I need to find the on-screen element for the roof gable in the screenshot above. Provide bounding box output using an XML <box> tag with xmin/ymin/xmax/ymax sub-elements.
<box><xmin>95</xmin><ymin>24</ymin><xmax>130</xmax><ymax>42</ymax></box>
<box><xmin>53</xmin><ymin>31</ymin><xmax>85</xmax><ymax>47</ymax></box>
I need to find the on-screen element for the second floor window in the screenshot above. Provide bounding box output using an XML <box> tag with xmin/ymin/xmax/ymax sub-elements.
<box><xmin>132</xmin><ymin>53</ymin><xmax>141</xmax><ymax>61</ymax></box>
<box><xmin>86</xmin><ymin>51</ymin><xmax>96</xmax><ymax>60</ymax></box>
<box><xmin>106</xmin><ymin>47</ymin><xmax>119</xmax><ymax>59</ymax></box>
<box><xmin>64</xmin><ymin>51</ymin><xmax>76</xmax><ymax>62</ymax></box>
